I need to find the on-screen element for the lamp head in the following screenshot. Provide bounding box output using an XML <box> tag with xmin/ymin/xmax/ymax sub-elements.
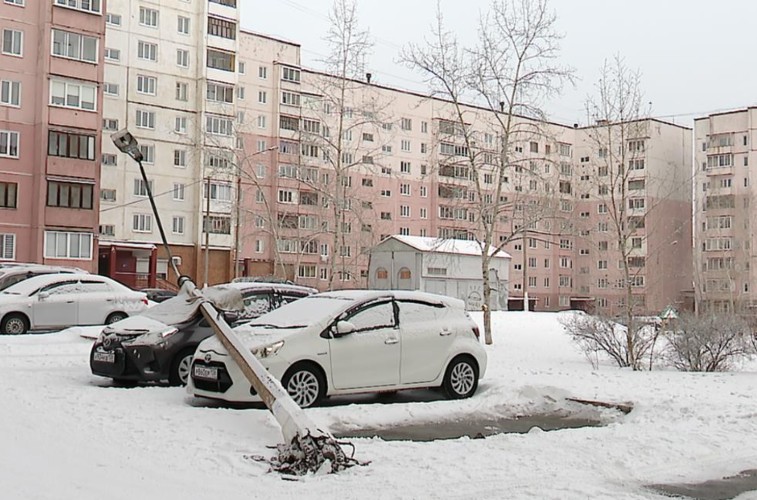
<box><xmin>110</xmin><ymin>129</ymin><xmax>143</xmax><ymax>162</ymax></box>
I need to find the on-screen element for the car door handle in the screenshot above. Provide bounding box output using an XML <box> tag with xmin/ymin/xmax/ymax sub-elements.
<box><xmin>440</xmin><ymin>329</ymin><xmax>452</xmax><ymax>336</ymax></box>
<box><xmin>384</xmin><ymin>338</ymin><xmax>399</xmax><ymax>345</ymax></box>
<box><xmin>66</xmin><ymin>300</ymin><xmax>75</xmax><ymax>304</ymax></box>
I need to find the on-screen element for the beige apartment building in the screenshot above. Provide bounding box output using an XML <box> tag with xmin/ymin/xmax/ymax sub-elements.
<box><xmin>694</xmin><ymin>108</ymin><xmax>756</xmax><ymax>315</ymax></box>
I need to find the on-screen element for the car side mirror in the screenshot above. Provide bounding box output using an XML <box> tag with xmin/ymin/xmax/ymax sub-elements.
<box><xmin>38</xmin><ymin>291</ymin><xmax>50</xmax><ymax>300</ymax></box>
<box><xmin>333</xmin><ymin>320</ymin><xmax>355</xmax><ymax>337</ymax></box>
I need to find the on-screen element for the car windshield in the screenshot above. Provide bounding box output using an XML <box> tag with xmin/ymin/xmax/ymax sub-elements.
<box><xmin>246</xmin><ymin>295</ymin><xmax>354</xmax><ymax>328</ymax></box>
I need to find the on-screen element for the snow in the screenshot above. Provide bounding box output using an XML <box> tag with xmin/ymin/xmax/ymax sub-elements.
<box><xmin>389</xmin><ymin>234</ymin><xmax>512</xmax><ymax>259</ymax></box>
<box><xmin>2</xmin><ymin>311</ymin><xmax>757</xmax><ymax>499</ymax></box>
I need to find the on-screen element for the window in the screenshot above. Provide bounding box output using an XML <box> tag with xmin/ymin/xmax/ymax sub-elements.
<box><xmin>54</xmin><ymin>0</ymin><xmax>100</xmax><ymax>13</ymax></box>
<box><xmin>258</xmin><ymin>66</ymin><xmax>267</xmax><ymax>79</ymax></box>
<box><xmin>133</xmin><ymin>178</ymin><xmax>153</xmax><ymax>197</ymax></box>
<box><xmin>420</xmin><ymin>186</ymin><xmax>428</xmax><ymax>197</ymax></box>
<box><xmin>50</xmin><ymin>80</ymin><xmax>96</xmax><ymax>111</ymax></box>
<box><xmin>177</xmin><ymin>16</ymin><xmax>190</xmax><ymax>34</ymax></box>
<box><xmin>44</xmin><ymin>231</ymin><xmax>92</xmax><ymax>259</ymax></box>
<box><xmin>278</xmin><ymin>189</ymin><xmax>295</xmax><ymax>204</ymax></box>
<box><xmin>628</xmin><ymin>198</ymin><xmax>645</xmax><ymax>210</ymax></box>
<box><xmin>0</xmin><ymin>181</ymin><xmax>17</xmax><ymax>208</ymax></box>
<box><xmin>136</xmin><ymin>75</ymin><xmax>157</xmax><ymax>95</ymax></box>
<box><xmin>104</xmin><ymin>48</ymin><xmax>119</xmax><ymax>61</ymax></box>
<box><xmin>207</xmin><ymin>49</ymin><xmax>235</xmax><ymax>72</ymax></box>
<box><xmin>400</xmin><ymin>183</ymin><xmax>410</xmax><ymax>195</ymax></box>
<box><xmin>206</xmin><ymin>82</ymin><xmax>233</xmax><ymax>103</ymax></box>
<box><xmin>52</xmin><ymin>29</ymin><xmax>98</xmax><ymax>63</ymax></box>
<box><xmin>2</xmin><ymin>29</ymin><xmax>22</xmax><ymax>56</ymax></box>
<box><xmin>205</xmin><ymin>182</ymin><xmax>233</xmax><ymax>202</ymax></box>
<box><xmin>297</xmin><ymin>265</ymin><xmax>316</xmax><ymax>279</ymax></box>
<box><xmin>103</xmin><ymin>83</ymin><xmax>119</xmax><ymax>96</ymax></box>
<box><xmin>175</xmin><ymin>82</ymin><xmax>188</xmax><ymax>101</ymax></box>
<box><xmin>281</xmin><ymin>67</ymin><xmax>301</xmax><ymax>83</ymax></box>
<box><xmin>102</xmin><ymin>153</ymin><xmax>117</xmax><ymax>166</ymax></box>
<box><xmin>257</xmin><ymin>91</ymin><xmax>268</xmax><ymax>104</ymax></box>
<box><xmin>0</xmin><ymin>130</ymin><xmax>19</xmax><ymax>157</ymax></box>
<box><xmin>132</xmin><ymin>214</ymin><xmax>152</xmax><ymax>233</ymax></box>
<box><xmin>401</xmin><ymin>118</ymin><xmax>412</xmax><ymax>131</ymax></box>
<box><xmin>281</xmin><ymin>91</ymin><xmax>301</xmax><ymax>106</ymax></box>
<box><xmin>172</xmin><ymin>216</ymin><xmax>185</xmax><ymax>235</ymax></box>
<box><xmin>47</xmin><ymin>181</ymin><xmax>93</xmax><ymax>209</ymax></box>
<box><xmin>48</xmin><ymin>131</ymin><xmax>95</xmax><ymax>160</ymax></box>
<box><xmin>203</xmin><ymin>215</ymin><xmax>231</xmax><ymax>234</ymax></box>
<box><xmin>138</xmin><ymin>41</ymin><xmax>157</xmax><ymax>61</ymax></box>
<box><xmin>205</xmin><ymin>115</ymin><xmax>233</xmax><ymax>136</ymax></box>
<box><xmin>172</xmin><ymin>183</ymin><xmax>185</xmax><ymax>201</ymax></box>
<box><xmin>400</xmin><ymin>205</ymin><xmax>410</xmax><ymax>217</ymax></box>
<box><xmin>207</xmin><ymin>16</ymin><xmax>236</xmax><ymax>39</ymax></box>
<box><xmin>628</xmin><ymin>140</ymin><xmax>645</xmax><ymax>153</ymax></box>
<box><xmin>100</xmin><ymin>189</ymin><xmax>116</xmax><ymax>202</ymax></box>
<box><xmin>106</xmin><ymin>13</ymin><xmax>121</xmax><ymax>26</ymax></box>
<box><xmin>136</xmin><ymin>109</ymin><xmax>155</xmax><ymax>129</ymax></box>
<box><xmin>173</xmin><ymin>149</ymin><xmax>186</xmax><ymax>167</ymax></box>
<box><xmin>139</xmin><ymin>7</ymin><xmax>159</xmax><ymax>27</ymax></box>
<box><xmin>176</xmin><ymin>49</ymin><xmax>189</xmax><ymax>67</ymax></box>
<box><xmin>400</xmin><ymin>161</ymin><xmax>411</xmax><ymax>173</ymax></box>
<box><xmin>236</xmin><ymin>86</ymin><xmax>245</xmax><ymax>100</ymax></box>
<box><xmin>1</xmin><ymin>80</ymin><xmax>20</xmax><ymax>107</ymax></box>
<box><xmin>257</xmin><ymin>115</ymin><xmax>266</xmax><ymax>129</ymax></box>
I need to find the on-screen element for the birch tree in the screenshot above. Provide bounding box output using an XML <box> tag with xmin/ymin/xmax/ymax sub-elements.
<box><xmin>403</xmin><ymin>0</ymin><xmax>573</xmax><ymax>343</ymax></box>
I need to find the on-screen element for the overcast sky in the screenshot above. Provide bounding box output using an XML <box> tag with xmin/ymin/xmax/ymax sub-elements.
<box><xmin>240</xmin><ymin>0</ymin><xmax>757</xmax><ymax>127</ymax></box>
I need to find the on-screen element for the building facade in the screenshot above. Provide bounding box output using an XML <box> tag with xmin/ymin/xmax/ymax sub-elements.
<box><xmin>694</xmin><ymin>108</ymin><xmax>755</xmax><ymax>316</ymax></box>
<box><xmin>0</xmin><ymin>0</ymin><xmax>107</xmax><ymax>272</ymax></box>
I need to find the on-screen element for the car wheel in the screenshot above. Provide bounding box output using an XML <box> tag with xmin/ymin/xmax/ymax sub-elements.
<box><xmin>1</xmin><ymin>313</ymin><xmax>29</xmax><ymax>335</ymax></box>
<box><xmin>442</xmin><ymin>355</ymin><xmax>479</xmax><ymax>400</ymax></box>
<box><xmin>105</xmin><ymin>312</ymin><xmax>127</xmax><ymax>325</ymax></box>
<box><xmin>281</xmin><ymin>363</ymin><xmax>325</xmax><ymax>408</ymax></box>
<box><xmin>169</xmin><ymin>348</ymin><xmax>196</xmax><ymax>386</ymax></box>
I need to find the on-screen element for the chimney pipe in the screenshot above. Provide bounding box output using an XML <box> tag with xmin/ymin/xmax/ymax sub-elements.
<box><xmin>366</xmin><ymin>72</ymin><xmax>372</xmax><ymax>84</ymax></box>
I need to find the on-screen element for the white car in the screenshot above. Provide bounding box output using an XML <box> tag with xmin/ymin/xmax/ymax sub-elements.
<box><xmin>188</xmin><ymin>290</ymin><xmax>487</xmax><ymax>407</ymax></box>
<box><xmin>0</xmin><ymin>273</ymin><xmax>148</xmax><ymax>334</ymax></box>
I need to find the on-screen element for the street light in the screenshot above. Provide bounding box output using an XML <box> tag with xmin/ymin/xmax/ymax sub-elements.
<box><xmin>110</xmin><ymin>130</ymin><xmax>357</xmax><ymax>475</ymax></box>
<box><xmin>110</xmin><ymin>129</ymin><xmax>180</xmax><ymax>279</ymax></box>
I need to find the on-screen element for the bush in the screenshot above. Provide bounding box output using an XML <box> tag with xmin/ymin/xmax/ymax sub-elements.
<box><xmin>664</xmin><ymin>313</ymin><xmax>753</xmax><ymax>372</ymax></box>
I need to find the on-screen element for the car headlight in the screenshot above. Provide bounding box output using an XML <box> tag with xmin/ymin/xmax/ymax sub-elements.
<box><xmin>160</xmin><ymin>327</ymin><xmax>179</xmax><ymax>339</ymax></box>
<box><xmin>251</xmin><ymin>340</ymin><xmax>284</xmax><ymax>358</ymax></box>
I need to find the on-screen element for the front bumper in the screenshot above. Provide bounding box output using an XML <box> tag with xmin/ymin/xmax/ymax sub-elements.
<box><xmin>90</xmin><ymin>341</ymin><xmax>169</xmax><ymax>383</ymax></box>
<box><xmin>188</xmin><ymin>351</ymin><xmax>287</xmax><ymax>403</ymax></box>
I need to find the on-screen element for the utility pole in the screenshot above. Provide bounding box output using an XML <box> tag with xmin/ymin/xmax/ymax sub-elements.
<box><xmin>233</xmin><ymin>176</ymin><xmax>242</xmax><ymax>279</ymax></box>
<box><xmin>523</xmin><ymin>229</ymin><xmax>529</xmax><ymax>312</ymax></box>
<box><xmin>204</xmin><ymin>176</ymin><xmax>211</xmax><ymax>288</ymax></box>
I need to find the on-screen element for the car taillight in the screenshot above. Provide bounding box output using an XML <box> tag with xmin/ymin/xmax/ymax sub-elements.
<box><xmin>142</xmin><ymin>297</ymin><xmax>149</xmax><ymax>306</ymax></box>
<box><xmin>472</xmin><ymin>325</ymin><xmax>480</xmax><ymax>340</ymax></box>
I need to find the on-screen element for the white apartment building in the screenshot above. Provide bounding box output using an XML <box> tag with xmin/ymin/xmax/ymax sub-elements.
<box><xmin>99</xmin><ymin>0</ymin><xmax>240</xmax><ymax>286</ymax></box>
<box><xmin>694</xmin><ymin>108</ymin><xmax>755</xmax><ymax>315</ymax></box>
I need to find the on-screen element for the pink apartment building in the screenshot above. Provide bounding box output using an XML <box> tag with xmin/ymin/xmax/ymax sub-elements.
<box><xmin>0</xmin><ymin>0</ymin><xmax>105</xmax><ymax>271</ymax></box>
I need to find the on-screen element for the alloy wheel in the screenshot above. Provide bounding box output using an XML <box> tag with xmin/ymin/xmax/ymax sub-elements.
<box><xmin>178</xmin><ymin>355</ymin><xmax>192</xmax><ymax>385</ymax></box>
<box><xmin>450</xmin><ymin>362</ymin><xmax>475</xmax><ymax>396</ymax></box>
<box><xmin>286</xmin><ymin>370</ymin><xmax>320</xmax><ymax>407</ymax></box>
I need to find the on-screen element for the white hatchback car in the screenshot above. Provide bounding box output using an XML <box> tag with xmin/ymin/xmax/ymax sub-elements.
<box><xmin>0</xmin><ymin>273</ymin><xmax>148</xmax><ymax>334</ymax></box>
<box><xmin>188</xmin><ymin>290</ymin><xmax>487</xmax><ymax>407</ymax></box>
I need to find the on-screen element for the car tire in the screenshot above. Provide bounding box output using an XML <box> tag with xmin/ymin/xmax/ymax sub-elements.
<box><xmin>105</xmin><ymin>312</ymin><xmax>128</xmax><ymax>325</ymax></box>
<box><xmin>281</xmin><ymin>363</ymin><xmax>325</xmax><ymax>408</ymax></box>
<box><xmin>442</xmin><ymin>355</ymin><xmax>479</xmax><ymax>400</ymax></box>
<box><xmin>1</xmin><ymin>313</ymin><xmax>29</xmax><ymax>335</ymax></box>
<box><xmin>169</xmin><ymin>347</ymin><xmax>196</xmax><ymax>386</ymax></box>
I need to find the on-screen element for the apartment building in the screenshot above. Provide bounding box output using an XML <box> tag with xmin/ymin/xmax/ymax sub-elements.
<box><xmin>98</xmin><ymin>0</ymin><xmax>240</xmax><ymax>287</ymax></box>
<box><xmin>694</xmin><ymin>108</ymin><xmax>755</xmax><ymax>315</ymax></box>
<box><xmin>0</xmin><ymin>0</ymin><xmax>106</xmax><ymax>271</ymax></box>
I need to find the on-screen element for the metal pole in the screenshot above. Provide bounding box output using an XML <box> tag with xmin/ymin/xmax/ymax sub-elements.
<box><xmin>523</xmin><ymin>229</ymin><xmax>529</xmax><ymax>312</ymax></box>
<box><xmin>137</xmin><ymin>159</ymin><xmax>181</xmax><ymax>279</ymax></box>
<box><xmin>234</xmin><ymin>176</ymin><xmax>241</xmax><ymax>279</ymax></box>
<box><xmin>204</xmin><ymin>176</ymin><xmax>211</xmax><ymax>288</ymax></box>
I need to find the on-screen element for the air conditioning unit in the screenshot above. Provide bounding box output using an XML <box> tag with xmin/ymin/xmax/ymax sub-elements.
<box><xmin>171</xmin><ymin>256</ymin><xmax>182</xmax><ymax>266</ymax></box>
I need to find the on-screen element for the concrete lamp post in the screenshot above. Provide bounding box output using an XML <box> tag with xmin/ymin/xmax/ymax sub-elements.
<box><xmin>110</xmin><ymin>130</ymin><xmax>361</xmax><ymax>475</ymax></box>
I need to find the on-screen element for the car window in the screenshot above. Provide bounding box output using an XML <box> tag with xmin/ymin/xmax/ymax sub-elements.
<box><xmin>344</xmin><ymin>301</ymin><xmax>396</xmax><ymax>332</ymax></box>
<box><xmin>39</xmin><ymin>280</ymin><xmax>79</xmax><ymax>295</ymax></box>
<box><xmin>279</xmin><ymin>292</ymin><xmax>308</xmax><ymax>305</ymax></box>
<box><xmin>397</xmin><ymin>300</ymin><xmax>447</xmax><ymax>325</ymax></box>
<box><xmin>79</xmin><ymin>280</ymin><xmax>111</xmax><ymax>293</ymax></box>
<box><xmin>0</xmin><ymin>274</ymin><xmax>29</xmax><ymax>290</ymax></box>
<box><xmin>242</xmin><ymin>292</ymin><xmax>271</xmax><ymax>318</ymax></box>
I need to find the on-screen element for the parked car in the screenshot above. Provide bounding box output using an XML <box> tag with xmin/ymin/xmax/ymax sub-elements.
<box><xmin>90</xmin><ymin>282</ymin><xmax>318</xmax><ymax>385</ymax></box>
<box><xmin>140</xmin><ymin>288</ymin><xmax>177</xmax><ymax>303</ymax></box>
<box><xmin>188</xmin><ymin>290</ymin><xmax>487</xmax><ymax>408</ymax></box>
<box><xmin>0</xmin><ymin>263</ymin><xmax>86</xmax><ymax>292</ymax></box>
<box><xmin>0</xmin><ymin>273</ymin><xmax>148</xmax><ymax>334</ymax></box>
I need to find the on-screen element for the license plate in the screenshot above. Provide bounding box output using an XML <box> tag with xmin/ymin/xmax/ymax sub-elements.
<box><xmin>193</xmin><ymin>365</ymin><xmax>218</xmax><ymax>380</ymax></box>
<box><xmin>93</xmin><ymin>350</ymin><xmax>115</xmax><ymax>363</ymax></box>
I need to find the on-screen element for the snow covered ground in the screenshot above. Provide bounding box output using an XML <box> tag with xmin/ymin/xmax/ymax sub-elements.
<box><xmin>2</xmin><ymin>311</ymin><xmax>757</xmax><ymax>499</ymax></box>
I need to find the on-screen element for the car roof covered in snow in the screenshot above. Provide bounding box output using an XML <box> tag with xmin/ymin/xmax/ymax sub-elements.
<box><xmin>318</xmin><ymin>289</ymin><xmax>466</xmax><ymax>309</ymax></box>
<box><xmin>217</xmin><ymin>281</ymin><xmax>318</xmax><ymax>295</ymax></box>
<box><xmin>1</xmin><ymin>273</ymin><xmax>122</xmax><ymax>294</ymax></box>
<box><xmin>385</xmin><ymin>235</ymin><xmax>512</xmax><ymax>259</ymax></box>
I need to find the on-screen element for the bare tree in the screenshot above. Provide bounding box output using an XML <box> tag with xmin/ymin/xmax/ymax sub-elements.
<box><xmin>664</xmin><ymin>313</ymin><xmax>753</xmax><ymax>372</ymax></box>
<box><xmin>402</xmin><ymin>0</ymin><xmax>573</xmax><ymax>343</ymax></box>
<box><xmin>580</xmin><ymin>56</ymin><xmax>688</xmax><ymax>370</ymax></box>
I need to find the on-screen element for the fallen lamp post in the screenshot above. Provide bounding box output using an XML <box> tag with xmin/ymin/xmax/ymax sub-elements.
<box><xmin>111</xmin><ymin>129</ymin><xmax>364</xmax><ymax>474</ymax></box>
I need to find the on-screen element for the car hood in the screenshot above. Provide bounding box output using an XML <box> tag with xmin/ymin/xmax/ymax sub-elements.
<box><xmin>197</xmin><ymin>325</ymin><xmax>308</xmax><ymax>355</ymax></box>
<box><xmin>101</xmin><ymin>315</ymin><xmax>173</xmax><ymax>337</ymax></box>
<box><xmin>0</xmin><ymin>292</ymin><xmax>26</xmax><ymax>305</ymax></box>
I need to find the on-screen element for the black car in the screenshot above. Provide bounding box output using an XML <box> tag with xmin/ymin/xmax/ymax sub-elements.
<box><xmin>140</xmin><ymin>288</ymin><xmax>177</xmax><ymax>303</ymax></box>
<box><xmin>89</xmin><ymin>282</ymin><xmax>317</xmax><ymax>385</ymax></box>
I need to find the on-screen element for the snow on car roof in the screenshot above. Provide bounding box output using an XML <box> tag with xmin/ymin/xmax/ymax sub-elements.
<box><xmin>1</xmin><ymin>273</ymin><xmax>120</xmax><ymax>294</ymax></box>
<box><xmin>388</xmin><ymin>235</ymin><xmax>512</xmax><ymax>259</ymax></box>
<box><xmin>217</xmin><ymin>281</ymin><xmax>318</xmax><ymax>294</ymax></box>
<box><xmin>319</xmin><ymin>289</ymin><xmax>466</xmax><ymax>309</ymax></box>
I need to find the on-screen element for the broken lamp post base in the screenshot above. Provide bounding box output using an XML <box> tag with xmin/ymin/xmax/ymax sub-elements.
<box><xmin>251</xmin><ymin>431</ymin><xmax>368</xmax><ymax>476</ymax></box>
